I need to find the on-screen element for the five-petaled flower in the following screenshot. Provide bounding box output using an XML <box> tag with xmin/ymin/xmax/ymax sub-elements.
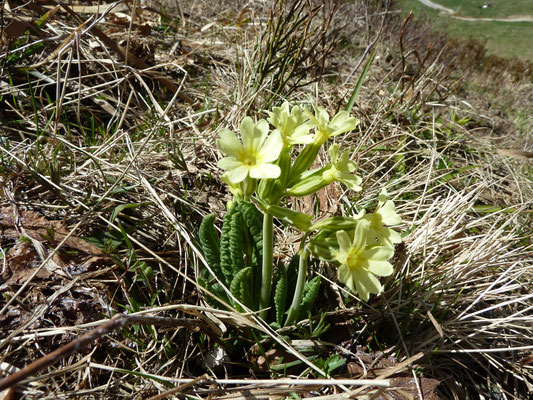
<box><xmin>304</xmin><ymin>104</ymin><xmax>359</xmax><ymax>146</ymax></box>
<box><xmin>362</xmin><ymin>189</ymin><xmax>402</xmax><ymax>247</ymax></box>
<box><xmin>321</xmin><ymin>144</ymin><xmax>362</xmax><ymax>191</ymax></box>
<box><xmin>217</xmin><ymin>117</ymin><xmax>283</xmax><ymax>184</ymax></box>
<box><xmin>334</xmin><ymin>221</ymin><xmax>394</xmax><ymax>301</ymax></box>
<box><xmin>287</xmin><ymin>143</ymin><xmax>362</xmax><ymax>196</ymax></box>
<box><xmin>267</xmin><ymin>101</ymin><xmax>314</xmax><ymax>147</ymax></box>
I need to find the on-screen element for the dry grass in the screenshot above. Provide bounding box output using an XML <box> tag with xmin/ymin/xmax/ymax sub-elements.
<box><xmin>0</xmin><ymin>0</ymin><xmax>531</xmax><ymax>399</ymax></box>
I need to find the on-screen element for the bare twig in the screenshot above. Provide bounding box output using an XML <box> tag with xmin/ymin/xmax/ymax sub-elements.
<box><xmin>0</xmin><ymin>314</ymin><xmax>208</xmax><ymax>392</ymax></box>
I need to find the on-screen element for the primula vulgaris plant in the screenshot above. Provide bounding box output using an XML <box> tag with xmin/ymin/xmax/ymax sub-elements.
<box><xmin>198</xmin><ymin>102</ymin><xmax>402</xmax><ymax>328</ymax></box>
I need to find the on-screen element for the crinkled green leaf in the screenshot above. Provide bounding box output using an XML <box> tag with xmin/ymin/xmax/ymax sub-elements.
<box><xmin>239</xmin><ymin>201</ymin><xmax>263</xmax><ymax>255</ymax></box>
<box><xmin>220</xmin><ymin>203</ymin><xmax>240</xmax><ymax>285</ymax></box>
<box><xmin>197</xmin><ymin>278</ymin><xmax>229</xmax><ymax>310</ymax></box>
<box><xmin>230</xmin><ymin>266</ymin><xmax>253</xmax><ymax>311</ymax></box>
<box><xmin>299</xmin><ymin>276</ymin><xmax>321</xmax><ymax>319</ymax></box>
<box><xmin>199</xmin><ymin>213</ymin><xmax>221</xmax><ymax>276</ymax></box>
<box><xmin>274</xmin><ymin>264</ymin><xmax>288</xmax><ymax>326</ymax></box>
<box><xmin>228</xmin><ymin>205</ymin><xmax>245</xmax><ymax>276</ymax></box>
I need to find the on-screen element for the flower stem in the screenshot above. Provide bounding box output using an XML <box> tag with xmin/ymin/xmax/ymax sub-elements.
<box><xmin>259</xmin><ymin>213</ymin><xmax>274</xmax><ymax>321</ymax></box>
<box><xmin>285</xmin><ymin>246</ymin><xmax>309</xmax><ymax>326</ymax></box>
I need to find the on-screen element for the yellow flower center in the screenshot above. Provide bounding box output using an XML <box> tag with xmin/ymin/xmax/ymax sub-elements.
<box><xmin>241</xmin><ymin>153</ymin><xmax>258</xmax><ymax>166</ymax></box>
<box><xmin>322</xmin><ymin>167</ymin><xmax>340</xmax><ymax>184</ymax></box>
<box><xmin>346</xmin><ymin>250</ymin><xmax>362</xmax><ymax>270</ymax></box>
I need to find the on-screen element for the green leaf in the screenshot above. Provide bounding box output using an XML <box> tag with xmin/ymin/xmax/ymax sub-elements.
<box><xmin>199</xmin><ymin>213</ymin><xmax>221</xmax><ymax>277</ymax></box>
<box><xmin>240</xmin><ymin>201</ymin><xmax>264</xmax><ymax>307</ymax></box>
<box><xmin>228</xmin><ymin>206</ymin><xmax>246</xmax><ymax>275</ymax></box>
<box><xmin>315</xmin><ymin>354</ymin><xmax>346</xmax><ymax>374</ymax></box>
<box><xmin>220</xmin><ymin>203</ymin><xmax>240</xmax><ymax>285</ymax></box>
<box><xmin>230</xmin><ymin>267</ymin><xmax>253</xmax><ymax>311</ymax></box>
<box><xmin>240</xmin><ymin>201</ymin><xmax>263</xmax><ymax>255</ymax></box>
<box><xmin>299</xmin><ymin>276</ymin><xmax>321</xmax><ymax>319</ymax></box>
<box><xmin>345</xmin><ymin>49</ymin><xmax>375</xmax><ymax>113</ymax></box>
<box><xmin>436</xmin><ymin>165</ymin><xmax>480</xmax><ymax>185</ymax></box>
<box><xmin>274</xmin><ymin>264</ymin><xmax>288</xmax><ymax>326</ymax></box>
<box><xmin>198</xmin><ymin>278</ymin><xmax>230</xmax><ymax>310</ymax></box>
<box><xmin>109</xmin><ymin>202</ymin><xmax>151</xmax><ymax>223</ymax></box>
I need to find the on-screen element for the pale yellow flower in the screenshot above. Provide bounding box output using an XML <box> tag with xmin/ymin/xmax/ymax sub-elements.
<box><xmin>217</xmin><ymin>117</ymin><xmax>283</xmax><ymax>183</ymax></box>
<box><xmin>267</xmin><ymin>102</ymin><xmax>314</xmax><ymax>146</ymax></box>
<box><xmin>321</xmin><ymin>144</ymin><xmax>362</xmax><ymax>191</ymax></box>
<box><xmin>287</xmin><ymin>144</ymin><xmax>362</xmax><ymax>196</ymax></box>
<box><xmin>304</xmin><ymin>104</ymin><xmax>359</xmax><ymax>145</ymax></box>
<box><xmin>362</xmin><ymin>189</ymin><xmax>402</xmax><ymax>247</ymax></box>
<box><xmin>334</xmin><ymin>221</ymin><xmax>394</xmax><ymax>301</ymax></box>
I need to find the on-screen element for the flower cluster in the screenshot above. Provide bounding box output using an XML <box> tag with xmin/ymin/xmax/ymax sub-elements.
<box><xmin>309</xmin><ymin>189</ymin><xmax>401</xmax><ymax>301</ymax></box>
<box><xmin>211</xmin><ymin>101</ymin><xmax>401</xmax><ymax>316</ymax></box>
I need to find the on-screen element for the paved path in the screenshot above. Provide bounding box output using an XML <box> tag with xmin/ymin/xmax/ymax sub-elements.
<box><xmin>416</xmin><ymin>0</ymin><xmax>533</xmax><ymax>22</ymax></box>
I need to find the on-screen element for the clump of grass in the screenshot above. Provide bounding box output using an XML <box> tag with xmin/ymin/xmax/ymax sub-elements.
<box><xmin>251</xmin><ymin>0</ymin><xmax>338</xmax><ymax>108</ymax></box>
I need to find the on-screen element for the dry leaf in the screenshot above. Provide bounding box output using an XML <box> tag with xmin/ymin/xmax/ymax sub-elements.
<box><xmin>0</xmin><ymin>19</ymin><xmax>30</xmax><ymax>44</ymax></box>
<box><xmin>389</xmin><ymin>375</ymin><xmax>440</xmax><ymax>400</ymax></box>
<box><xmin>0</xmin><ymin>207</ymin><xmax>104</xmax><ymax>255</ymax></box>
<box><xmin>3</xmin><ymin>242</ymin><xmax>53</xmax><ymax>285</ymax></box>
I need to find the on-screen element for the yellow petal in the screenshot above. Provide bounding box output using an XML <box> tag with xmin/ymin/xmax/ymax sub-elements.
<box><xmin>226</xmin><ymin>165</ymin><xmax>249</xmax><ymax>183</ymax></box>
<box><xmin>217</xmin><ymin>129</ymin><xmax>242</xmax><ymax>157</ymax></box>
<box><xmin>249</xmin><ymin>163</ymin><xmax>280</xmax><ymax>179</ymax></box>
<box><xmin>363</xmin><ymin>246</ymin><xmax>394</xmax><ymax>261</ymax></box>
<box><xmin>259</xmin><ymin>130</ymin><xmax>283</xmax><ymax>162</ymax></box>
<box><xmin>367</xmin><ymin>260</ymin><xmax>393</xmax><ymax>277</ymax></box>
<box><xmin>351</xmin><ymin>220</ymin><xmax>369</xmax><ymax>252</ymax></box>
<box><xmin>338</xmin><ymin>264</ymin><xmax>356</xmax><ymax>292</ymax></box>
<box><xmin>335</xmin><ymin>230</ymin><xmax>352</xmax><ymax>253</ymax></box>
<box><xmin>379</xmin><ymin>201</ymin><xmax>402</xmax><ymax>226</ymax></box>
<box><xmin>353</xmin><ymin>268</ymin><xmax>382</xmax><ymax>300</ymax></box>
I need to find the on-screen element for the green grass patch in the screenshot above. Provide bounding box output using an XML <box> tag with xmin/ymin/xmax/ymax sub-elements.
<box><xmin>397</xmin><ymin>0</ymin><xmax>533</xmax><ymax>61</ymax></box>
<box><xmin>437</xmin><ymin>0</ymin><xmax>533</xmax><ymax>18</ymax></box>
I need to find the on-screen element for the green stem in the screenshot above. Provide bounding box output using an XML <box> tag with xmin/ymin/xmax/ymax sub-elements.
<box><xmin>285</xmin><ymin>246</ymin><xmax>309</xmax><ymax>326</ymax></box>
<box><xmin>259</xmin><ymin>213</ymin><xmax>274</xmax><ymax>321</ymax></box>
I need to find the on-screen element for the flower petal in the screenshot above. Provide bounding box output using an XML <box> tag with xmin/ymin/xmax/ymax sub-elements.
<box><xmin>338</xmin><ymin>264</ymin><xmax>355</xmax><ymax>292</ymax></box>
<box><xmin>289</xmin><ymin>124</ymin><xmax>314</xmax><ymax>144</ymax></box>
<box><xmin>388</xmin><ymin>229</ymin><xmax>402</xmax><ymax>244</ymax></box>
<box><xmin>218</xmin><ymin>157</ymin><xmax>242</xmax><ymax>170</ymax></box>
<box><xmin>336</xmin><ymin>230</ymin><xmax>352</xmax><ymax>253</ymax></box>
<box><xmin>226</xmin><ymin>165</ymin><xmax>250</xmax><ymax>183</ymax></box>
<box><xmin>363</xmin><ymin>246</ymin><xmax>394</xmax><ymax>261</ymax></box>
<box><xmin>379</xmin><ymin>201</ymin><xmax>402</xmax><ymax>225</ymax></box>
<box><xmin>255</xmin><ymin>119</ymin><xmax>270</xmax><ymax>147</ymax></box>
<box><xmin>353</xmin><ymin>268</ymin><xmax>382</xmax><ymax>301</ymax></box>
<box><xmin>378</xmin><ymin>188</ymin><xmax>389</xmax><ymax>203</ymax></box>
<box><xmin>340</xmin><ymin>174</ymin><xmax>362</xmax><ymax>191</ymax></box>
<box><xmin>259</xmin><ymin>130</ymin><xmax>283</xmax><ymax>162</ymax></box>
<box><xmin>217</xmin><ymin>129</ymin><xmax>242</xmax><ymax>157</ymax></box>
<box><xmin>328</xmin><ymin>144</ymin><xmax>340</xmax><ymax>164</ymax></box>
<box><xmin>351</xmin><ymin>220</ymin><xmax>369</xmax><ymax>252</ymax></box>
<box><xmin>336</xmin><ymin>151</ymin><xmax>356</xmax><ymax>173</ymax></box>
<box><xmin>249</xmin><ymin>163</ymin><xmax>280</xmax><ymax>179</ymax></box>
<box><xmin>330</xmin><ymin>112</ymin><xmax>358</xmax><ymax>135</ymax></box>
<box><xmin>367</xmin><ymin>260</ymin><xmax>393</xmax><ymax>276</ymax></box>
<box><xmin>240</xmin><ymin>117</ymin><xmax>258</xmax><ymax>151</ymax></box>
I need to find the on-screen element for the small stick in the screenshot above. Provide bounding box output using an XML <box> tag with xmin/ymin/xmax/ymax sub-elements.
<box><xmin>0</xmin><ymin>314</ymin><xmax>207</xmax><ymax>392</ymax></box>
